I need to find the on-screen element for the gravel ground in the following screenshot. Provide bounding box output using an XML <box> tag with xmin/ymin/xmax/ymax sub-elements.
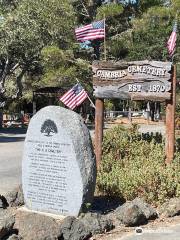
<box><xmin>93</xmin><ymin>216</ymin><xmax>180</xmax><ymax>240</ymax></box>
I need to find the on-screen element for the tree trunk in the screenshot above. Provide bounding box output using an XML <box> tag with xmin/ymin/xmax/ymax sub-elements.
<box><xmin>0</xmin><ymin>58</ymin><xmax>9</xmax><ymax>94</ymax></box>
<box><xmin>15</xmin><ymin>68</ymin><xmax>26</xmax><ymax>98</ymax></box>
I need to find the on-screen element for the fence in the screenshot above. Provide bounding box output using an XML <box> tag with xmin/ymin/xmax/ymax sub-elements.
<box><xmin>104</xmin><ymin>110</ymin><xmax>144</xmax><ymax>119</ymax></box>
<box><xmin>2</xmin><ymin>113</ymin><xmax>33</xmax><ymax>127</ymax></box>
<box><xmin>0</xmin><ymin>110</ymin><xmax>162</xmax><ymax>127</ymax></box>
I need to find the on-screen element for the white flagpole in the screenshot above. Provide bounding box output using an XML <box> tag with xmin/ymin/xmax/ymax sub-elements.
<box><xmin>104</xmin><ymin>15</ymin><xmax>106</xmax><ymax>61</ymax></box>
<box><xmin>87</xmin><ymin>95</ymin><xmax>96</xmax><ymax>109</ymax></box>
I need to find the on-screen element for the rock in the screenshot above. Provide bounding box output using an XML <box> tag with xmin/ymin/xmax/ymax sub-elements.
<box><xmin>7</xmin><ymin>234</ymin><xmax>22</xmax><ymax>240</ymax></box>
<box><xmin>114</xmin><ymin>198</ymin><xmax>158</xmax><ymax>226</ymax></box>
<box><xmin>22</xmin><ymin>106</ymin><xmax>96</xmax><ymax>217</ymax></box>
<box><xmin>131</xmin><ymin>198</ymin><xmax>158</xmax><ymax>220</ymax></box>
<box><xmin>14</xmin><ymin>211</ymin><xmax>61</xmax><ymax>240</ymax></box>
<box><xmin>4</xmin><ymin>185</ymin><xmax>24</xmax><ymax>207</ymax></box>
<box><xmin>0</xmin><ymin>209</ymin><xmax>15</xmax><ymax>239</ymax></box>
<box><xmin>0</xmin><ymin>195</ymin><xmax>8</xmax><ymax>209</ymax></box>
<box><xmin>115</xmin><ymin>202</ymin><xmax>147</xmax><ymax>226</ymax></box>
<box><xmin>159</xmin><ymin>198</ymin><xmax>180</xmax><ymax>217</ymax></box>
<box><xmin>59</xmin><ymin>216</ymin><xmax>91</xmax><ymax>240</ymax></box>
<box><xmin>0</xmin><ymin>199</ymin><xmax>3</xmax><ymax>208</ymax></box>
<box><xmin>59</xmin><ymin>213</ymin><xmax>114</xmax><ymax>240</ymax></box>
<box><xmin>80</xmin><ymin>212</ymin><xmax>114</xmax><ymax>235</ymax></box>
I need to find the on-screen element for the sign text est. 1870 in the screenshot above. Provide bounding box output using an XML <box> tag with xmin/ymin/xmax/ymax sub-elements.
<box><xmin>128</xmin><ymin>84</ymin><xmax>168</xmax><ymax>92</ymax></box>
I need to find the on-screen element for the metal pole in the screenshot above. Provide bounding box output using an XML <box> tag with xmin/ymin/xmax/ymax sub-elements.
<box><xmin>165</xmin><ymin>65</ymin><xmax>176</xmax><ymax>164</ymax></box>
<box><xmin>128</xmin><ymin>100</ymin><xmax>132</xmax><ymax>124</ymax></box>
<box><xmin>87</xmin><ymin>95</ymin><xmax>96</xmax><ymax>109</ymax></box>
<box><xmin>95</xmin><ymin>98</ymin><xmax>104</xmax><ymax>167</ymax></box>
<box><xmin>103</xmin><ymin>16</ymin><xmax>106</xmax><ymax>61</ymax></box>
<box><xmin>32</xmin><ymin>91</ymin><xmax>36</xmax><ymax>115</ymax></box>
<box><xmin>128</xmin><ymin>107</ymin><xmax>132</xmax><ymax>123</ymax></box>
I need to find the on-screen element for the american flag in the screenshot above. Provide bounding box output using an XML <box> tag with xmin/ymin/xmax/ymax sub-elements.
<box><xmin>59</xmin><ymin>83</ymin><xmax>88</xmax><ymax>110</ymax></box>
<box><xmin>167</xmin><ymin>21</ymin><xmax>177</xmax><ymax>56</ymax></box>
<box><xmin>75</xmin><ymin>20</ymin><xmax>105</xmax><ymax>42</ymax></box>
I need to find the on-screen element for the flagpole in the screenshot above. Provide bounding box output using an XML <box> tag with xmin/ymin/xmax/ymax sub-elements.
<box><xmin>175</xmin><ymin>10</ymin><xmax>179</xmax><ymax>19</ymax></box>
<box><xmin>87</xmin><ymin>95</ymin><xmax>96</xmax><ymax>109</ymax></box>
<box><xmin>104</xmin><ymin>15</ymin><xmax>107</xmax><ymax>61</ymax></box>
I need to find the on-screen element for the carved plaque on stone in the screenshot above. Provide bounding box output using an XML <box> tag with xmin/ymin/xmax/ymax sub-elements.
<box><xmin>22</xmin><ymin>106</ymin><xmax>96</xmax><ymax>216</ymax></box>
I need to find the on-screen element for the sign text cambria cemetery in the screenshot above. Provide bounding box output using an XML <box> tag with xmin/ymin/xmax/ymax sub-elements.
<box><xmin>93</xmin><ymin>60</ymin><xmax>172</xmax><ymax>101</ymax></box>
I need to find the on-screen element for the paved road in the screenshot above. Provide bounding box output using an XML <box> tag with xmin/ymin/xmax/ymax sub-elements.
<box><xmin>117</xmin><ymin>224</ymin><xmax>180</xmax><ymax>240</ymax></box>
<box><xmin>0</xmin><ymin>128</ymin><xmax>26</xmax><ymax>195</ymax></box>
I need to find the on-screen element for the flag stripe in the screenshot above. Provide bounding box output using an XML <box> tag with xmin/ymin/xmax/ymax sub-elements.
<box><xmin>169</xmin><ymin>33</ymin><xmax>176</xmax><ymax>52</ymax></box>
<box><xmin>68</xmin><ymin>101</ymin><xmax>76</xmax><ymax>109</ymax></box>
<box><xmin>76</xmin><ymin>94</ymin><xmax>88</xmax><ymax>105</ymax></box>
<box><xmin>67</xmin><ymin>95</ymin><xmax>79</xmax><ymax>108</ymax></box>
<box><xmin>75</xmin><ymin>20</ymin><xmax>105</xmax><ymax>42</ymax></box>
<box><xmin>59</xmin><ymin>84</ymin><xmax>88</xmax><ymax>110</ymax></box>
<box><xmin>62</xmin><ymin>91</ymin><xmax>75</xmax><ymax>101</ymax></box>
<box><xmin>76</xmin><ymin>28</ymin><xmax>104</xmax><ymax>36</ymax></box>
<box><xmin>168</xmin><ymin>32</ymin><xmax>175</xmax><ymax>46</ymax></box>
<box><xmin>61</xmin><ymin>94</ymin><xmax>75</xmax><ymax>105</ymax></box>
<box><xmin>63</xmin><ymin>94</ymin><xmax>76</xmax><ymax>105</ymax></box>
<box><xmin>76</xmin><ymin>90</ymin><xmax>88</xmax><ymax>104</ymax></box>
<box><xmin>77</xmin><ymin>35</ymin><xmax>104</xmax><ymax>41</ymax></box>
<box><xmin>76</xmin><ymin>32</ymin><xmax>104</xmax><ymax>40</ymax></box>
<box><xmin>76</xmin><ymin>30</ymin><xmax>104</xmax><ymax>39</ymax></box>
<box><xmin>68</xmin><ymin>91</ymin><xmax>87</xmax><ymax>108</ymax></box>
<box><xmin>60</xmin><ymin>89</ymin><xmax>74</xmax><ymax>101</ymax></box>
<box><xmin>167</xmin><ymin>21</ymin><xmax>177</xmax><ymax>56</ymax></box>
<box><xmin>75</xmin><ymin>24</ymin><xmax>92</xmax><ymax>33</ymax></box>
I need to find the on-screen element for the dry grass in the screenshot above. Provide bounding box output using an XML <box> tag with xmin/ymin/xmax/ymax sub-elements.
<box><xmin>107</xmin><ymin>117</ymin><xmax>165</xmax><ymax>125</ymax></box>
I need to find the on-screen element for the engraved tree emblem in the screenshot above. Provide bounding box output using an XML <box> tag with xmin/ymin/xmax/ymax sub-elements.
<box><xmin>41</xmin><ymin>119</ymin><xmax>58</xmax><ymax>137</ymax></box>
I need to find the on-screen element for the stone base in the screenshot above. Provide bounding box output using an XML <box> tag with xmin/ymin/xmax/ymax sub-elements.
<box><xmin>17</xmin><ymin>206</ymin><xmax>66</xmax><ymax>220</ymax></box>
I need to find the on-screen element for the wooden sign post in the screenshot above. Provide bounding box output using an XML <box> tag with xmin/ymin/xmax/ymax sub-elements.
<box><xmin>95</xmin><ymin>98</ymin><xmax>104</xmax><ymax>167</ymax></box>
<box><xmin>93</xmin><ymin>60</ymin><xmax>175</xmax><ymax>166</ymax></box>
<box><xmin>165</xmin><ymin>65</ymin><xmax>176</xmax><ymax>164</ymax></box>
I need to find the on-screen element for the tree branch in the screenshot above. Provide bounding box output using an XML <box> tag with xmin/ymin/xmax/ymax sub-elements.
<box><xmin>0</xmin><ymin>57</ymin><xmax>9</xmax><ymax>94</ymax></box>
<box><xmin>81</xmin><ymin>1</ymin><xmax>91</xmax><ymax>18</ymax></box>
<box><xmin>10</xmin><ymin>63</ymin><xmax>20</xmax><ymax>74</ymax></box>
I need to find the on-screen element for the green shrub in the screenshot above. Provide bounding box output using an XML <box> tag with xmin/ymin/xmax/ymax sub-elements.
<box><xmin>96</xmin><ymin>125</ymin><xmax>180</xmax><ymax>206</ymax></box>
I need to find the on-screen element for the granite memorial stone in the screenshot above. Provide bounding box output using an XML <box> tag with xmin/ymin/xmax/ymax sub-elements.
<box><xmin>22</xmin><ymin>106</ymin><xmax>96</xmax><ymax>216</ymax></box>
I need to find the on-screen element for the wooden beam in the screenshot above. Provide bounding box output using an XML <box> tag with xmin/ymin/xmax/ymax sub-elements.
<box><xmin>95</xmin><ymin>98</ymin><xmax>104</xmax><ymax>167</ymax></box>
<box><xmin>93</xmin><ymin>86</ymin><xmax>171</xmax><ymax>101</ymax></box>
<box><xmin>92</xmin><ymin>60</ymin><xmax>172</xmax><ymax>71</ymax></box>
<box><xmin>165</xmin><ymin>65</ymin><xmax>176</xmax><ymax>164</ymax></box>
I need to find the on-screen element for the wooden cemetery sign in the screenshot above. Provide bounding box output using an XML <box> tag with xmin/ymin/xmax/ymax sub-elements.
<box><xmin>92</xmin><ymin>60</ymin><xmax>176</xmax><ymax>165</ymax></box>
<box><xmin>93</xmin><ymin>60</ymin><xmax>172</xmax><ymax>101</ymax></box>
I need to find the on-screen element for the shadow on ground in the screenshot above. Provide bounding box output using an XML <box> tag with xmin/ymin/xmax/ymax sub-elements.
<box><xmin>91</xmin><ymin>196</ymin><xmax>124</xmax><ymax>214</ymax></box>
<box><xmin>0</xmin><ymin>128</ymin><xmax>27</xmax><ymax>143</ymax></box>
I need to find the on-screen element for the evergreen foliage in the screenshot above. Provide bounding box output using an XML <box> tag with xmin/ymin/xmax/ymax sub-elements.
<box><xmin>0</xmin><ymin>0</ymin><xmax>179</xmax><ymax>108</ymax></box>
<box><xmin>97</xmin><ymin>125</ymin><xmax>180</xmax><ymax>205</ymax></box>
